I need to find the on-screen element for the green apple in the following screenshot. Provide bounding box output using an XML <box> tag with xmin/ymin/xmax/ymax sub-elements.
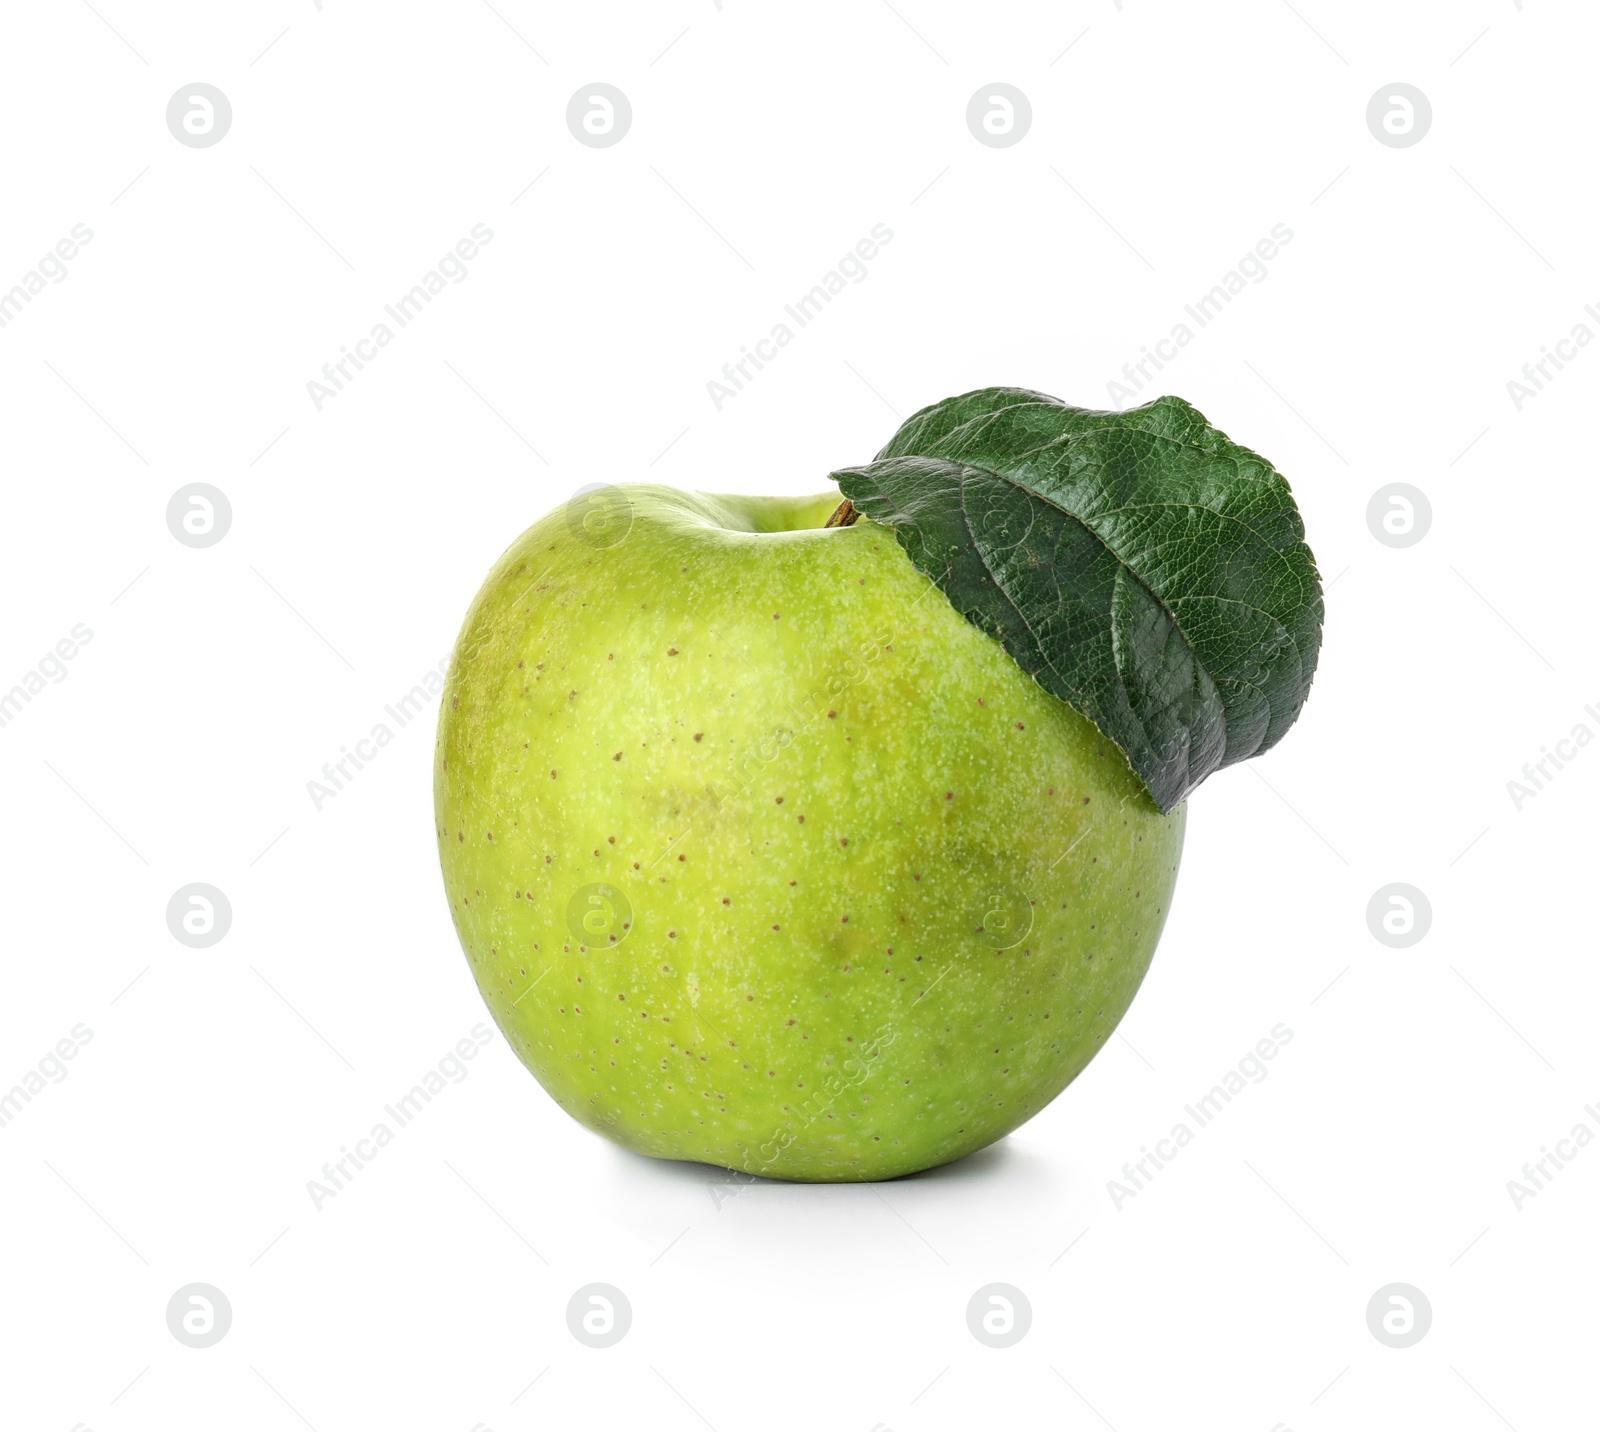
<box><xmin>435</xmin><ymin>485</ymin><xmax>1185</xmax><ymax>1181</ymax></box>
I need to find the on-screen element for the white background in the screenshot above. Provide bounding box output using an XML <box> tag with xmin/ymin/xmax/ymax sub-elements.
<box><xmin>1</xmin><ymin>2</ymin><xmax>1594</xmax><ymax>1429</ymax></box>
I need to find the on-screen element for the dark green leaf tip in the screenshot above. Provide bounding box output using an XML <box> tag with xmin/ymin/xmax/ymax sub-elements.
<box><xmin>831</xmin><ymin>387</ymin><xmax>1323</xmax><ymax>813</ymax></box>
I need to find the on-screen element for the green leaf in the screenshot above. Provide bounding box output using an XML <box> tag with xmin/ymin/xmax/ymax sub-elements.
<box><xmin>831</xmin><ymin>388</ymin><xmax>1323</xmax><ymax>813</ymax></box>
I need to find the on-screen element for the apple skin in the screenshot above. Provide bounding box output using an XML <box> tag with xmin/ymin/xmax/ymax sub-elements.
<box><xmin>435</xmin><ymin>485</ymin><xmax>1184</xmax><ymax>1182</ymax></box>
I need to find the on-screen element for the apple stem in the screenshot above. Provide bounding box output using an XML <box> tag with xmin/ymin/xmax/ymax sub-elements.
<box><xmin>824</xmin><ymin>498</ymin><xmax>860</xmax><ymax>528</ymax></box>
